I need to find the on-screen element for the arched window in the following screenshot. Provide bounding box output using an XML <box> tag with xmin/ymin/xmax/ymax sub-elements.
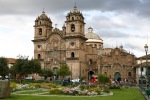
<box><xmin>71</xmin><ymin>52</ymin><xmax>75</xmax><ymax>58</ymax></box>
<box><xmin>128</xmin><ymin>72</ymin><xmax>131</xmax><ymax>76</ymax></box>
<box><xmin>37</xmin><ymin>44</ymin><xmax>41</xmax><ymax>48</ymax></box>
<box><xmin>53</xmin><ymin>67</ymin><xmax>58</xmax><ymax>75</ymax></box>
<box><xmin>38</xmin><ymin>54</ymin><xmax>41</xmax><ymax>59</ymax></box>
<box><xmin>72</xmin><ymin>17</ymin><xmax>74</xmax><ymax>21</ymax></box>
<box><xmin>39</xmin><ymin>28</ymin><xmax>42</xmax><ymax>35</ymax></box>
<box><xmin>71</xmin><ymin>24</ymin><xmax>75</xmax><ymax>32</ymax></box>
<box><xmin>99</xmin><ymin>45</ymin><xmax>101</xmax><ymax>48</ymax></box>
<box><xmin>89</xmin><ymin>59</ymin><xmax>93</xmax><ymax>65</ymax></box>
<box><xmin>94</xmin><ymin>44</ymin><xmax>97</xmax><ymax>48</ymax></box>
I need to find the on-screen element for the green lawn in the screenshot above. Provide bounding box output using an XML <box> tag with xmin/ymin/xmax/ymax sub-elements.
<box><xmin>4</xmin><ymin>88</ymin><xmax>145</xmax><ymax>100</ymax></box>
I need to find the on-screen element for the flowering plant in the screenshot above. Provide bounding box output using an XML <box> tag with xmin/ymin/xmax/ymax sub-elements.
<box><xmin>50</xmin><ymin>85</ymin><xmax>101</xmax><ymax>96</ymax></box>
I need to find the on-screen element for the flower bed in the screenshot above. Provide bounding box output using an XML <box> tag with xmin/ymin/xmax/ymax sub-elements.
<box><xmin>50</xmin><ymin>84</ymin><xmax>109</xmax><ymax>96</ymax></box>
<box><xmin>10</xmin><ymin>82</ymin><xmax>113</xmax><ymax>96</ymax></box>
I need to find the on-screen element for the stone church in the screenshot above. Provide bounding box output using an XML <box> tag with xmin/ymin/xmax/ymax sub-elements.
<box><xmin>32</xmin><ymin>6</ymin><xmax>136</xmax><ymax>81</ymax></box>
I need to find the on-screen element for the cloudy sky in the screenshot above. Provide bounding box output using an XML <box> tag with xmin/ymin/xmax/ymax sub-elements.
<box><xmin>0</xmin><ymin>0</ymin><xmax>150</xmax><ymax>58</ymax></box>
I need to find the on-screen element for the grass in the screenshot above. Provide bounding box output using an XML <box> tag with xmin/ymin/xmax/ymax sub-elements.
<box><xmin>4</xmin><ymin>88</ymin><xmax>145</xmax><ymax>100</ymax></box>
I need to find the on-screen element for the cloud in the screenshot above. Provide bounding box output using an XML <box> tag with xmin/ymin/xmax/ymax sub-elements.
<box><xmin>0</xmin><ymin>0</ymin><xmax>150</xmax><ymax>58</ymax></box>
<box><xmin>0</xmin><ymin>0</ymin><xmax>149</xmax><ymax>17</ymax></box>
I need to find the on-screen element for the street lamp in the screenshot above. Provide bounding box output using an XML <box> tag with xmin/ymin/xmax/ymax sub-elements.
<box><xmin>140</xmin><ymin>58</ymin><xmax>143</xmax><ymax>90</ymax></box>
<box><xmin>98</xmin><ymin>49</ymin><xmax>103</xmax><ymax>74</ymax></box>
<box><xmin>79</xmin><ymin>60</ymin><xmax>81</xmax><ymax>83</ymax></box>
<box><xmin>70</xmin><ymin>64</ymin><xmax>72</xmax><ymax>80</ymax></box>
<box><xmin>44</xmin><ymin>59</ymin><xmax>46</xmax><ymax>81</ymax></box>
<box><xmin>88</xmin><ymin>61</ymin><xmax>90</xmax><ymax>81</ymax></box>
<box><xmin>100</xmin><ymin>56</ymin><xmax>102</xmax><ymax>74</ymax></box>
<box><xmin>80</xmin><ymin>61</ymin><xmax>81</xmax><ymax>79</ymax></box>
<box><xmin>144</xmin><ymin>44</ymin><xmax>149</xmax><ymax>88</ymax></box>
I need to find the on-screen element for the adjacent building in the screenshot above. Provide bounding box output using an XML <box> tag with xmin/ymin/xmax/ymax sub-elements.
<box><xmin>135</xmin><ymin>54</ymin><xmax>150</xmax><ymax>85</ymax></box>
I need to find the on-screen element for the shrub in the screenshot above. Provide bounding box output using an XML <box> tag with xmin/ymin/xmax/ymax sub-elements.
<box><xmin>109</xmin><ymin>84</ymin><xmax>120</xmax><ymax>89</ymax></box>
<box><xmin>47</xmin><ymin>83</ymin><xmax>57</xmax><ymax>88</ymax></box>
<box><xmin>29</xmin><ymin>83</ymin><xmax>40</xmax><ymax>88</ymax></box>
<box><xmin>40</xmin><ymin>83</ymin><xmax>51</xmax><ymax>89</ymax></box>
<box><xmin>80</xmin><ymin>84</ymin><xmax>88</xmax><ymax>90</ymax></box>
<box><xmin>103</xmin><ymin>85</ymin><xmax>110</xmax><ymax>93</ymax></box>
<box><xmin>33</xmin><ymin>80</ymin><xmax>47</xmax><ymax>83</ymax></box>
<box><xmin>87</xmin><ymin>82</ymin><xmax>97</xmax><ymax>88</ymax></box>
<box><xmin>10</xmin><ymin>82</ymin><xmax>17</xmax><ymax>92</ymax></box>
<box><xmin>98</xmin><ymin>74</ymin><xmax>110</xmax><ymax>84</ymax></box>
<box><xmin>50</xmin><ymin>88</ymin><xmax>62</xmax><ymax>94</ymax></box>
<box><xmin>10</xmin><ymin>82</ymin><xmax>17</xmax><ymax>88</ymax></box>
<box><xmin>88</xmin><ymin>87</ymin><xmax>101</xmax><ymax>95</ymax></box>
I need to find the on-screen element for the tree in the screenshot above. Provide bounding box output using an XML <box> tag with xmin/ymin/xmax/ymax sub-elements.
<box><xmin>98</xmin><ymin>74</ymin><xmax>110</xmax><ymax>85</ymax></box>
<box><xmin>28</xmin><ymin>59</ymin><xmax>42</xmax><ymax>74</ymax></box>
<box><xmin>12</xmin><ymin>56</ymin><xmax>42</xmax><ymax>82</ymax></box>
<box><xmin>57</xmin><ymin>64</ymin><xmax>71</xmax><ymax>78</ymax></box>
<box><xmin>39</xmin><ymin>69</ymin><xmax>53</xmax><ymax>80</ymax></box>
<box><xmin>0</xmin><ymin>57</ymin><xmax>9</xmax><ymax>79</ymax></box>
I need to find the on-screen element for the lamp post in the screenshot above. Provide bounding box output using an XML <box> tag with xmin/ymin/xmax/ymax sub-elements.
<box><xmin>88</xmin><ymin>61</ymin><xmax>90</xmax><ymax>81</ymax></box>
<box><xmin>98</xmin><ymin>49</ymin><xmax>102</xmax><ymax>74</ymax></box>
<box><xmin>144</xmin><ymin>44</ymin><xmax>149</xmax><ymax>88</ymax></box>
<box><xmin>71</xmin><ymin>64</ymin><xmax>72</xmax><ymax>80</ymax></box>
<box><xmin>44</xmin><ymin>59</ymin><xmax>46</xmax><ymax>81</ymax></box>
<box><xmin>100</xmin><ymin>56</ymin><xmax>102</xmax><ymax>74</ymax></box>
<box><xmin>140</xmin><ymin>58</ymin><xmax>143</xmax><ymax>90</ymax></box>
<box><xmin>79</xmin><ymin>60</ymin><xmax>81</xmax><ymax>83</ymax></box>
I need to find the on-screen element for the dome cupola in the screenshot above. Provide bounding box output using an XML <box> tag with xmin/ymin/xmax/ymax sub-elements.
<box><xmin>85</xmin><ymin>27</ymin><xmax>103</xmax><ymax>42</ymax></box>
<box><xmin>85</xmin><ymin>27</ymin><xmax>103</xmax><ymax>49</ymax></box>
<box><xmin>39</xmin><ymin>11</ymin><xmax>50</xmax><ymax>21</ymax></box>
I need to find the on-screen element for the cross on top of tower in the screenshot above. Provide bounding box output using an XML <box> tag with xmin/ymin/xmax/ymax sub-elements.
<box><xmin>74</xmin><ymin>2</ymin><xmax>77</xmax><ymax>8</ymax></box>
<box><xmin>42</xmin><ymin>8</ymin><xmax>45</xmax><ymax>14</ymax></box>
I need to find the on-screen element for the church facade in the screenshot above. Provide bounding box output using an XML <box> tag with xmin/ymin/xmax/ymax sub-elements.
<box><xmin>32</xmin><ymin>6</ymin><xmax>136</xmax><ymax>82</ymax></box>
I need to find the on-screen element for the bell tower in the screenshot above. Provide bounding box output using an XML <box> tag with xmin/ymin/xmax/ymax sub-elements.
<box><xmin>34</xmin><ymin>11</ymin><xmax>53</xmax><ymax>39</ymax></box>
<box><xmin>65</xmin><ymin>6</ymin><xmax>87</xmax><ymax>78</ymax></box>
<box><xmin>32</xmin><ymin>11</ymin><xmax>53</xmax><ymax>60</ymax></box>
<box><xmin>65</xmin><ymin>6</ymin><xmax>85</xmax><ymax>36</ymax></box>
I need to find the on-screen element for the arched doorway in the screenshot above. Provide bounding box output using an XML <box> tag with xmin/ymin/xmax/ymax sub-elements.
<box><xmin>114</xmin><ymin>72</ymin><xmax>121</xmax><ymax>81</ymax></box>
<box><xmin>88</xmin><ymin>71</ymin><xmax>94</xmax><ymax>81</ymax></box>
<box><xmin>53</xmin><ymin>67</ymin><xmax>58</xmax><ymax>79</ymax></box>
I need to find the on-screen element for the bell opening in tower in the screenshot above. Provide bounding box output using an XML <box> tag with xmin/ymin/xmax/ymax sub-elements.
<box><xmin>71</xmin><ymin>24</ymin><xmax>75</xmax><ymax>32</ymax></box>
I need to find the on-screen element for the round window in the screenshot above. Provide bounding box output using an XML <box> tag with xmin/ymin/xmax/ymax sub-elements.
<box><xmin>70</xmin><ymin>42</ymin><xmax>74</xmax><ymax>46</ymax></box>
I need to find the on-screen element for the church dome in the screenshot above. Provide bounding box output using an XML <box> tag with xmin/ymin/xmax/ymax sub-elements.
<box><xmin>71</xmin><ymin>6</ymin><xmax>80</xmax><ymax>13</ymax></box>
<box><xmin>66</xmin><ymin>6</ymin><xmax>84</xmax><ymax>19</ymax></box>
<box><xmin>38</xmin><ymin>11</ymin><xmax>51</xmax><ymax>21</ymax></box>
<box><xmin>85</xmin><ymin>27</ymin><xmax>103</xmax><ymax>43</ymax></box>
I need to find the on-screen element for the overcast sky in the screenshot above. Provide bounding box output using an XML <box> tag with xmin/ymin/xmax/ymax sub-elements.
<box><xmin>0</xmin><ymin>0</ymin><xmax>150</xmax><ymax>58</ymax></box>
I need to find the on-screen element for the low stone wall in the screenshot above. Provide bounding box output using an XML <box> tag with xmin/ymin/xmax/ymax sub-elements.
<box><xmin>0</xmin><ymin>80</ymin><xmax>11</xmax><ymax>98</ymax></box>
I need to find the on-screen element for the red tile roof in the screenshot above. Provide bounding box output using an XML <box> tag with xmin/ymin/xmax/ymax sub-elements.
<box><xmin>7</xmin><ymin>58</ymin><xmax>16</xmax><ymax>64</ymax></box>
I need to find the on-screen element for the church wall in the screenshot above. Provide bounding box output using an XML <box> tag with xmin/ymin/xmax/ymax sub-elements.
<box><xmin>32</xmin><ymin>7</ymin><xmax>137</xmax><ymax>82</ymax></box>
<box><xmin>66</xmin><ymin>61</ymin><xmax>83</xmax><ymax>79</ymax></box>
<box><xmin>102</xmin><ymin>48</ymin><xmax>136</xmax><ymax>82</ymax></box>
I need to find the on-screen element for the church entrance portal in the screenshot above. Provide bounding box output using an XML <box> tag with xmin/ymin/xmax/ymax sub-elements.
<box><xmin>114</xmin><ymin>72</ymin><xmax>121</xmax><ymax>82</ymax></box>
<box><xmin>88</xmin><ymin>71</ymin><xmax>94</xmax><ymax>81</ymax></box>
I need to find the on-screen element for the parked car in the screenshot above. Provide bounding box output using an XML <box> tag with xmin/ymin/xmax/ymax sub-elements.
<box><xmin>71</xmin><ymin>78</ymin><xmax>80</xmax><ymax>82</ymax></box>
<box><xmin>25</xmin><ymin>76</ymin><xmax>34</xmax><ymax>80</ymax></box>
